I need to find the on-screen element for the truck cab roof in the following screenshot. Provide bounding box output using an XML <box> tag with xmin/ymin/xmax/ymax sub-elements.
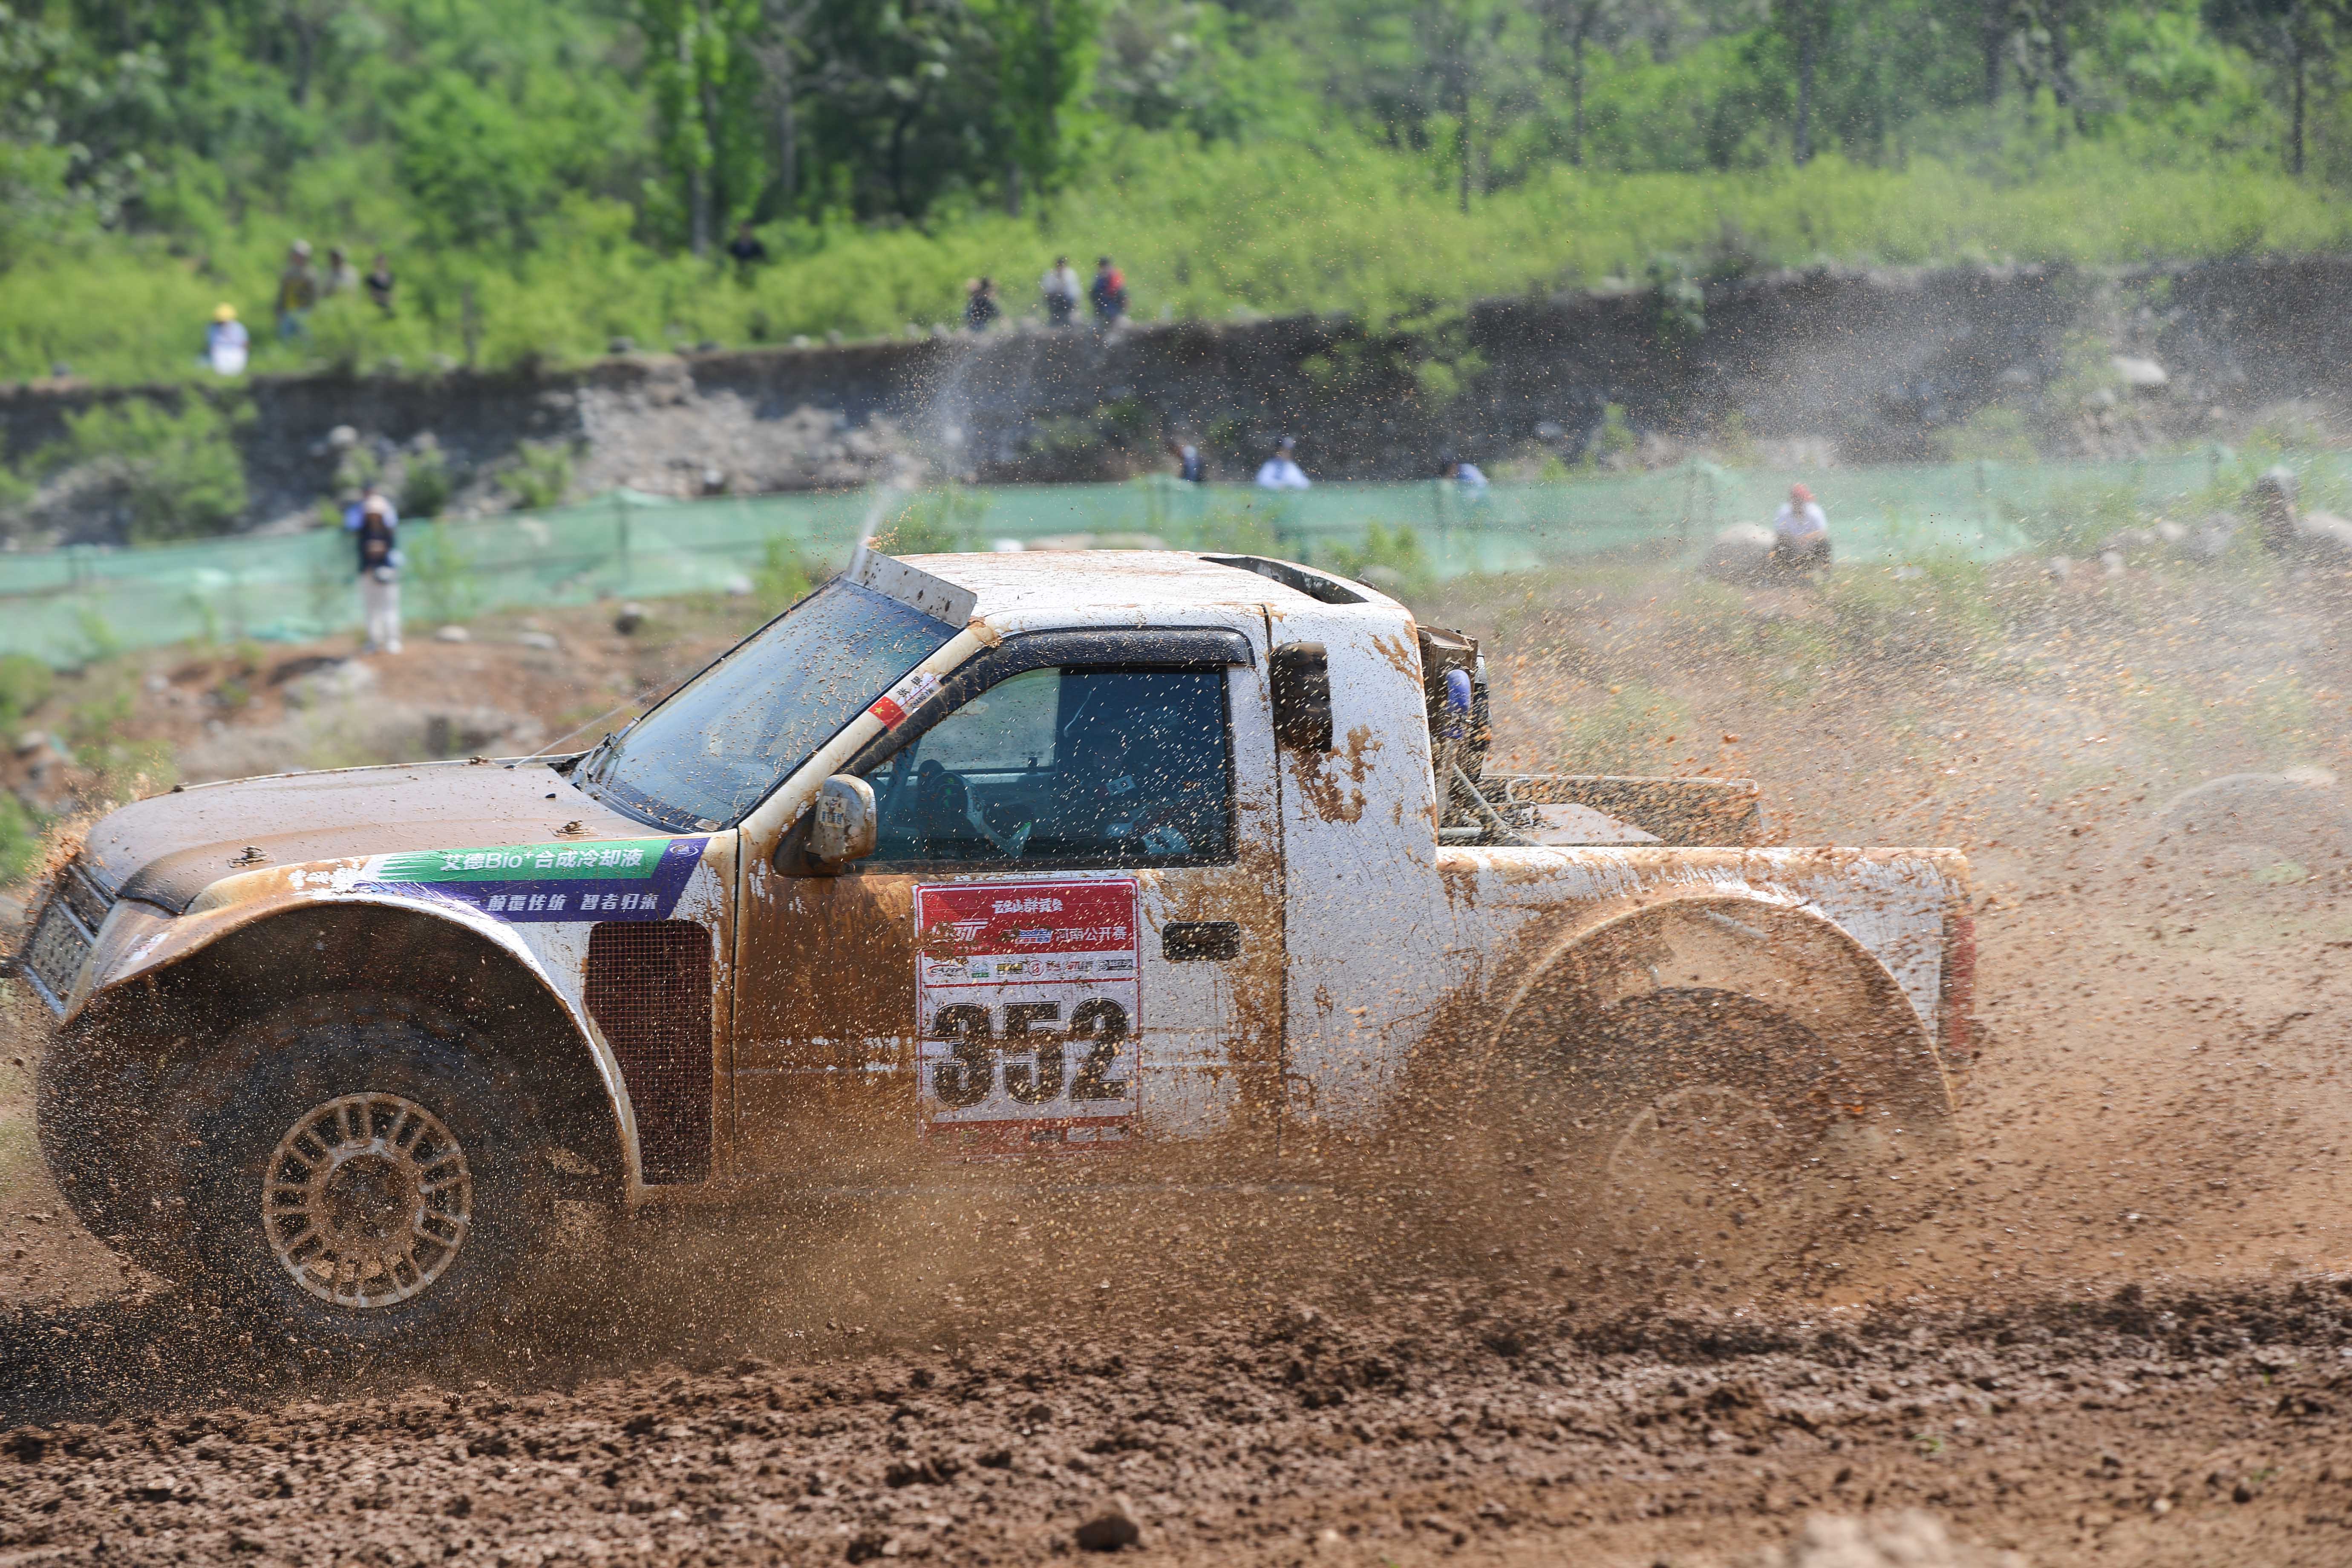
<box><xmin>889</xmin><ymin>550</ymin><xmax>1397</xmax><ymax>628</ymax></box>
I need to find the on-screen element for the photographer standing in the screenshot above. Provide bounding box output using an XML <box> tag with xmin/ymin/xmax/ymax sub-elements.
<box><xmin>346</xmin><ymin>485</ymin><xmax>403</xmax><ymax>654</ymax></box>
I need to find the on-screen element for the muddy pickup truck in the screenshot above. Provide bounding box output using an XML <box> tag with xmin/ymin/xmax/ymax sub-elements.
<box><xmin>17</xmin><ymin>551</ymin><xmax>1971</xmax><ymax>1350</ymax></box>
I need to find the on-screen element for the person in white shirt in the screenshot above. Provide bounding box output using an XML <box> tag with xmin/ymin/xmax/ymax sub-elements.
<box><xmin>1040</xmin><ymin>257</ymin><xmax>1081</xmax><ymax>326</ymax></box>
<box><xmin>1255</xmin><ymin>436</ymin><xmax>1311</xmax><ymax>490</ymax></box>
<box><xmin>1770</xmin><ymin>481</ymin><xmax>1830</xmax><ymax>580</ymax></box>
<box><xmin>205</xmin><ymin>305</ymin><xmax>249</xmax><ymax>375</ymax></box>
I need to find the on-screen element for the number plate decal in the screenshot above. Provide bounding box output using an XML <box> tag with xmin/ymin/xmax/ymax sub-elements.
<box><xmin>913</xmin><ymin>878</ymin><xmax>1141</xmax><ymax>1153</ymax></box>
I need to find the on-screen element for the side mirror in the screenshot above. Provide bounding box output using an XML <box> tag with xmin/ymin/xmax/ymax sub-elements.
<box><xmin>1270</xmin><ymin>642</ymin><xmax>1333</xmax><ymax>752</ymax></box>
<box><xmin>807</xmin><ymin>775</ymin><xmax>878</xmax><ymax>871</ymax></box>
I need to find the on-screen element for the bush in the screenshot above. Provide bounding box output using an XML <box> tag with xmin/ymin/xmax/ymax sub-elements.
<box><xmin>503</xmin><ymin>441</ymin><xmax>574</xmax><ymax>510</ymax></box>
<box><xmin>399</xmin><ymin>444</ymin><xmax>455</xmax><ymax>519</ymax></box>
<box><xmin>1327</xmin><ymin>522</ymin><xmax>1435</xmax><ymax>600</ymax></box>
<box><xmin>404</xmin><ymin>522</ymin><xmax>478</xmax><ymax>623</ymax></box>
<box><xmin>40</xmin><ymin>396</ymin><xmax>251</xmax><ymax>542</ymax></box>
<box><xmin>0</xmin><ymin>793</ymin><xmax>37</xmax><ymax>886</ymax></box>
<box><xmin>876</xmin><ymin>484</ymin><xmax>986</xmax><ymax>553</ymax></box>
<box><xmin>754</xmin><ymin>535</ymin><xmax>812</xmax><ymax>611</ymax></box>
<box><xmin>0</xmin><ymin>654</ymin><xmax>52</xmax><ymax>726</ymax></box>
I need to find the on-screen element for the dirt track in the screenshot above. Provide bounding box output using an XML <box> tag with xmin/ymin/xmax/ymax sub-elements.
<box><xmin>8</xmin><ymin>552</ymin><xmax>2352</xmax><ymax>1564</ymax></box>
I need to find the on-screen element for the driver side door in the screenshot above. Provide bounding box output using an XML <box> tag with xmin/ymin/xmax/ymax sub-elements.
<box><xmin>731</xmin><ymin>629</ymin><xmax>1286</xmax><ymax>1177</ymax></box>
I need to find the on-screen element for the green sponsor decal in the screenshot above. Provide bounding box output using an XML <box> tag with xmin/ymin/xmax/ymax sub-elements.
<box><xmin>373</xmin><ymin>839</ymin><xmax>674</xmax><ymax>883</ymax></box>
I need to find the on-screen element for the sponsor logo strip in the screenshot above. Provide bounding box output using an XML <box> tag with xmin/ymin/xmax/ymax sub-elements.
<box><xmin>355</xmin><ymin>836</ymin><xmax>707</xmax><ymax>924</ymax></box>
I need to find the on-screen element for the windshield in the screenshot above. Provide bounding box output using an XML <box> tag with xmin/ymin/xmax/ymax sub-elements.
<box><xmin>577</xmin><ymin>579</ymin><xmax>957</xmax><ymax>830</ymax></box>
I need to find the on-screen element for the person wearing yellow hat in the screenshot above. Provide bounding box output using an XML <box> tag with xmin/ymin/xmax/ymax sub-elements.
<box><xmin>205</xmin><ymin>303</ymin><xmax>249</xmax><ymax>376</ymax></box>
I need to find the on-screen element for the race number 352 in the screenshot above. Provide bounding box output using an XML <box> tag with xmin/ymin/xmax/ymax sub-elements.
<box><xmin>927</xmin><ymin>998</ymin><xmax>1131</xmax><ymax>1109</ymax></box>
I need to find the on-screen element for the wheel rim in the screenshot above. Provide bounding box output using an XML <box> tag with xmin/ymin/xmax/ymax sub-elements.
<box><xmin>261</xmin><ymin>1092</ymin><xmax>473</xmax><ymax>1309</ymax></box>
<box><xmin>1600</xmin><ymin>1083</ymin><xmax>1827</xmax><ymax>1264</ymax></box>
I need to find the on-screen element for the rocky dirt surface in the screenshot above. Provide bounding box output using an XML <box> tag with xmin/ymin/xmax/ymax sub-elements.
<box><xmin>10</xmin><ymin>548</ymin><xmax>2352</xmax><ymax>1563</ymax></box>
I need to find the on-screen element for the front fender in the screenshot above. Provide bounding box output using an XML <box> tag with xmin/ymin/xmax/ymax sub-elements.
<box><xmin>69</xmin><ymin>862</ymin><xmax>643</xmax><ymax>1192</ymax></box>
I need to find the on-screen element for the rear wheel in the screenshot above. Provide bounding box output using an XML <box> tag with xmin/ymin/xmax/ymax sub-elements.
<box><xmin>1493</xmin><ymin>987</ymin><xmax>1897</xmax><ymax>1293</ymax></box>
<box><xmin>170</xmin><ymin>1003</ymin><xmax>560</xmax><ymax>1357</ymax></box>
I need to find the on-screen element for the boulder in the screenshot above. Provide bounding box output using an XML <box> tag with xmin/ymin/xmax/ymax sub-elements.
<box><xmin>1701</xmin><ymin>523</ymin><xmax>1777</xmax><ymax>585</ymax></box>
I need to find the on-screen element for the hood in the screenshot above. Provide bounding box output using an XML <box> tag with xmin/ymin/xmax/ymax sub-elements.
<box><xmin>85</xmin><ymin>758</ymin><xmax>661</xmax><ymax>914</ymax></box>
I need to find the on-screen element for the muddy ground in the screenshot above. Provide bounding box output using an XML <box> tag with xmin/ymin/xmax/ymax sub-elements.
<box><xmin>7</xmin><ymin>548</ymin><xmax>2352</xmax><ymax>1564</ymax></box>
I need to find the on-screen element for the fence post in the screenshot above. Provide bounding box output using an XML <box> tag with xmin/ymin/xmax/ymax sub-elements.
<box><xmin>615</xmin><ymin>490</ymin><xmax>631</xmax><ymax>596</ymax></box>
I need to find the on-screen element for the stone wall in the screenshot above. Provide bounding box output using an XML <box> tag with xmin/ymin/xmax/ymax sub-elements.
<box><xmin>3</xmin><ymin>255</ymin><xmax>2347</xmax><ymax>540</ymax></box>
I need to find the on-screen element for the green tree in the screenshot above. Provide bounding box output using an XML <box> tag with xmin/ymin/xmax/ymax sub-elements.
<box><xmin>983</xmin><ymin>0</ymin><xmax>1103</xmax><ymax>214</ymax></box>
<box><xmin>643</xmin><ymin>0</ymin><xmax>768</xmax><ymax>253</ymax></box>
<box><xmin>2204</xmin><ymin>0</ymin><xmax>2343</xmax><ymax>170</ymax></box>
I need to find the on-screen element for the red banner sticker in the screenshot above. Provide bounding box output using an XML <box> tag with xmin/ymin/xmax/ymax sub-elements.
<box><xmin>913</xmin><ymin>878</ymin><xmax>1141</xmax><ymax>1156</ymax></box>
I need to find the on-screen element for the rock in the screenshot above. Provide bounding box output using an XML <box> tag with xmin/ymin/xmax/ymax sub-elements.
<box><xmin>281</xmin><ymin>660</ymin><xmax>379</xmax><ymax>709</ymax></box>
<box><xmin>1701</xmin><ymin>523</ymin><xmax>1777</xmax><ymax>585</ymax></box>
<box><xmin>1075</xmin><ymin>1495</ymin><xmax>1143</xmax><ymax>1552</ymax></box>
<box><xmin>515</xmin><ymin>631</ymin><xmax>560</xmax><ymax>651</ymax></box>
<box><xmin>1747</xmin><ymin>1510</ymin><xmax>2024</xmax><ymax>1567</ymax></box>
<box><xmin>792</xmin><ymin>335</ymin><xmax>813</xmax><ymax>349</ymax></box>
<box><xmin>2100</xmin><ymin>548</ymin><xmax>2126</xmax><ymax>577</ymax></box>
<box><xmin>2111</xmin><ymin>355</ymin><xmax>2168</xmax><ymax>389</ymax></box>
<box><xmin>2182</xmin><ymin>512</ymin><xmax>2240</xmax><ymax>562</ymax></box>
<box><xmin>435</xmin><ymin>624</ymin><xmax>470</xmax><ymax>643</ymax></box>
<box><xmin>327</xmin><ymin>424</ymin><xmax>359</xmax><ymax>450</ymax></box>
<box><xmin>722</xmin><ymin>573</ymin><xmax>755</xmax><ymax>597</ymax></box>
<box><xmin>2046</xmin><ymin>555</ymin><xmax>2075</xmax><ymax>582</ymax></box>
<box><xmin>614</xmin><ymin>602</ymin><xmax>647</xmax><ymax>636</ymax></box>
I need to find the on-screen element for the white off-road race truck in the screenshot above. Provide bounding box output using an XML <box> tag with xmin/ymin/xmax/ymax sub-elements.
<box><xmin>17</xmin><ymin>551</ymin><xmax>1972</xmax><ymax>1351</ymax></box>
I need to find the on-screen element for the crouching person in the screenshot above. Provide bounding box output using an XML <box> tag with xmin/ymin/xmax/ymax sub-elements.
<box><xmin>1771</xmin><ymin>482</ymin><xmax>1831</xmax><ymax>582</ymax></box>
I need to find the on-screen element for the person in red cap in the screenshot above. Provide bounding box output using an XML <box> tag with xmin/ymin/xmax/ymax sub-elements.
<box><xmin>1770</xmin><ymin>481</ymin><xmax>1830</xmax><ymax>581</ymax></box>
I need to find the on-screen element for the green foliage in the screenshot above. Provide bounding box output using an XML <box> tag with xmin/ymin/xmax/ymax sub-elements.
<box><xmin>1178</xmin><ymin>497</ymin><xmax>1281</xmax><ymax>554</ymax></box>
<box><xmin>1585</xmin><ymin>401</ymin><xmax>1637</xmax><ymax>467</ymax></box>
<box><xmin>1555</xmin><ymin>682</ymin><xmax>1693</xmax><ymax>774</ymax></box>
<box><xmin>405</xmin><ymin>523</ymin><xmax>479</xmax><ymax>623</ymax></box>
<box><xmin>40</xmin><ymin>397</ymin><xmax>249</xmax><ymax>542</ymax></box>
<box><xmin>878</xmin><ymin>484</ymin><xmax>989</xmax><ymax>553</ymax></box>
<box><xmin>504</xmin><ymin>441</ymin><xmax>574</xmax><ymax>511</ymax></box>
<box><xmin>1938</xmin><ymin>404</ymin><xmax>2041</xmax><ymax>463</ymax></box>
<box><xmin>399</xmin><ymin>445</ymin><xmax>454</xmax><ymax>519</ymax></box>
<box><xmin>0</xmin><ymin>0</ymin><xmax>2344</xmax><ymax>389</ymax></box>
<box><xmin>755</xmin><ymin>534</ymin><xmax>813</xmax><ymax>610</ymax></box>
<box><xmin>1326</xmin><ymin>521</ymin><xmax>1435</xmax><ymax>599</ymax></box>
<box><xmin>1822</xmin><ymin>555</ymin><xmax>2000</xmax><ymax>669</ymax></box>
<box><xmin>0</xmin><ymin>651</ymin><xmax>51</xmax><ymax>725</ymax></box>
<box><xmin>0</xmin><ymin>791</ymin><xmax>37</xmax><ymax>885</ymax></box>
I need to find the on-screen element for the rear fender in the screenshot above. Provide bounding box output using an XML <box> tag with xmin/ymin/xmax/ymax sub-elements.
<box><xmin>1483</xmin><ymin>882</ymin><xmax>1955</xmax><ymax>1121</ymax></box>
<box><xmin>63</xmin><ymin>874</ymin><xmax>640</xmax><ymax>1194</ymax></box>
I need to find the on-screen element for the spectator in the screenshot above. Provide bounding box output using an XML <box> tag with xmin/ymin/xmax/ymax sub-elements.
<box><xmin>365</xmin><ymin>252</ymin><xmax>395</xmax><ymax>316</ymax></box>
<box><xmin>276</xmin><ymin>240</ymin><xmax>319</xmax><ymax>340</ymax></box>
<box><xmin>1442</xmin><ymin>452</ymin><xmax>1488</xmax><ymax>491</ymax></box>
<box><xmin>1041</xmin><ymin>255</ymin><xmax>1081</xmax><ymax>326</ymax></box>
<box><xmin>727</xmin><ymin>222</ymin><xmax>769</xmax><ymax>271</ymax></box>
<box><xmin>323</xmin><ymin>246</ymin><xmax>360</xmax><ymax>297</ymax></box>
<box><xmin>1090</xmin><ymin>256</ymin><xmax>1127</xmax><ymax>326</ymax></box>
<box><xmin>1770</xmin><ymin>481</ymin><xmax>1831</xmax><ymax>581</ymax></box>
<box><xmin>345</xmin><ymin>484</ymin><xmax>403</xmax><ymax>655</ymax></box>
<box><xmin>1168</xmin><ymin>440</ymin><xmax>1204</xmax><ymax>484</ymax></box>
<box><xmin>963</xmin><ymin>276</ymin><xmax>1001</xmax><ymax>332</ymax></box>
<box><xmin>203</xmin><ymin>304</ymin><xmax>249</xmax><ymax>377</ymax></box>
<box><xmin>1255</xmin><ymin>436</ymin><xmax>1310</xmax><ymax>491</ymax></box>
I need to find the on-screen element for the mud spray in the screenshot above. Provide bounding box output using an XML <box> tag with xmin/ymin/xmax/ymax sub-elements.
<box><xmin>8</xmin><ymin>551</ymin><xmax>2352</xmax><ymax>1566</ymax></box>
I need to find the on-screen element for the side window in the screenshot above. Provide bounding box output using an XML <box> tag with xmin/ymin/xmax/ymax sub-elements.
<box><xmin>862</xmin><ymin>666</ymin><xmax>1232</xmax><ymax>868</ymax></box>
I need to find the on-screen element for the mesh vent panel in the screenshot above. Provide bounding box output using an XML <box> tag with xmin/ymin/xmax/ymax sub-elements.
<box><xmin>585</xmin><ymin>920</ymin><xmax>713</xmax><ymax>1184</ymax></box>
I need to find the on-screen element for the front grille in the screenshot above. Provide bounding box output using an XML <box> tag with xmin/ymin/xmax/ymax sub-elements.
<box><xmin>16</xmin><ymin>862</ymin><xmax>112</xmax><ymax>1014</ymax></box>
<box><xmin>583</xmin><ymin>920</ymin><xmax>713</xmax><ymax>1184</ymax></box>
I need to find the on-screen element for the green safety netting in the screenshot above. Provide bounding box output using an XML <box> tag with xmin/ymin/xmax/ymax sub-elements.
<box><xmin>0</xmin><ymin>451</ymin><xmax>2302</xmax><ymax>667</ymax></box>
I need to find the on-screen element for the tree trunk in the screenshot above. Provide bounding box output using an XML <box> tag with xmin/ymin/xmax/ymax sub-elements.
<box><xmin>1571</xmin><ymin>32</ymin><xmax>1586</xmax><ymax>166</ymax></box>
<box><xmin>1981</xmin><ymin>0</ymin><xmax>2004</xmax><ymax>105</ymax></box>
<box><xmin>2044</xmin><ymin>0</ymin><xmax>2081</xmax><ymax>132</ymax></box>
<box><xmin>778</xmin><ymin>69</ymin><xmax>797</xmax><ymax>202</ymax></box>
<box><xmin>1458</xmin><ymin>107</ymin><xmax>1474</xmax><ymax>212</ymax></box>
<box><xmin>1794</xmin><ymin>17</ymin><xmax>1816</xmax><ymax>164</ymax></box>
<box><xmin>1006</xmin><ymin>161</ymin><xmax>1023</xmax><ymax>217</ymax></box>
<box><xmin>2292</xmin><ymin>42</ymin><xmax>2306</xmax><ymax>174</ymax></box>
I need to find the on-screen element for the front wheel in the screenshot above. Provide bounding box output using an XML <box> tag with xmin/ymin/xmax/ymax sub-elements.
<box><xmin>170</xmin><ymin>1004</ymin><xmax>561</xmax><ymax>1357</ymax></box>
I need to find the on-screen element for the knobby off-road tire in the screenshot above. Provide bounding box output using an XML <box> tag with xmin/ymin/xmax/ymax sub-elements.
<box><xmin>167</xmin><ymin>1000</ymin><xmax>562</xmax><ymax>1358</ymax></box>
<box><xmin>1489</xmin><ymin>986</ymin><xmax>1915</xmax><ymax>1294</ymax></box>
